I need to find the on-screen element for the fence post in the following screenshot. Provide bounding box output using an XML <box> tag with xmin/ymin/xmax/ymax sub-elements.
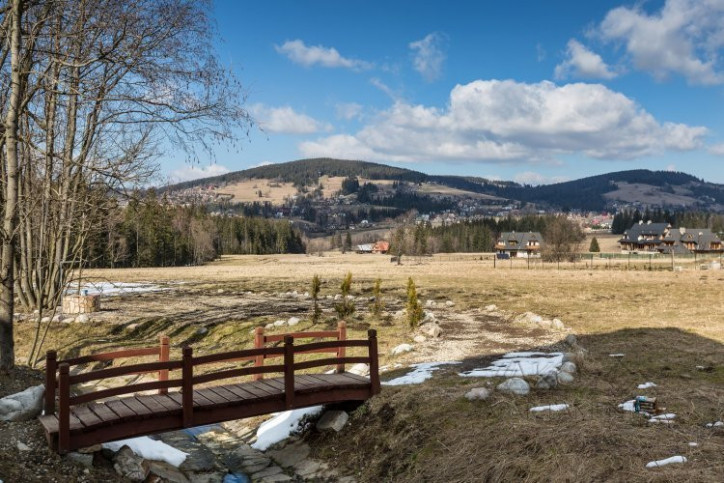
<box><xmin>182</xmin><ymin>346</ymin><xmax>193</xmax><ymax>428</ymax></box>
<box><xmin>336</xmin><ymin>321</ymin><xmax>347</xmax><ymax>373</ymax></box>
<box><xmin>44</xmin><ymin>350</ymin><xmax>57</xmax><ymax>416</ymax></box>
<box><xmin>284</xmin><ymin>336</ymin><xmax>295</xmax><ymax>409</ymax></box>
<box><xmin>368</xmin><ymin>329</ymin><xmax>381</xmax><ymax>395</ymax></box>
<box><xmin>253</xmin><ymin>327</ymin><xmax>264</xmax><ymax>381</ymax></box>
<box><xmin>159</xmin><ymin>335</ymin><xmax>170</xmax><ymax>395</ymax></box>
<box><xmin>58</xmin><ymin>363</ymin><xmax>70</xmax><ymax>454</ymax></box>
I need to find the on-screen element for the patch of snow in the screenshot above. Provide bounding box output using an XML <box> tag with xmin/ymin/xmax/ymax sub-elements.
<box><xmin>384</xmin><ymin>362</ymin><xmax>461</xmax><ymax>386</ymax></box>
<box><xmin>102</xmin><ymin>436</ymin><xmax>187</xmax><ymax>467</ymax></box>
<box><xmin>530</xmin><ymin>404</ymin><xmax>569</xmax><ymax>413</ymax></box>
<box><xmin>251</xmin><ymin>406</ymin><xmax>323</xmax><ymax>451</ymax></box>
<box><xmin>637</xmin><ymin>382</ymin><xmax>657</xmax><ymax>389</ymax></box>
<box><xmin>70</xmin><ymin>282</ymin><xmax>166</xmax><ymax>296</ymax></box>
<box><xmin>688</xmin><ymin>442</ymin><xmax>698</xmax><ymax>447</ymax></box>
<box><xmin>459</xmin><ymin>352</ymin><xmax>564</xmax><ymax>378</ymax></box>
<box><xmin>609</xmin><ymin>353</ymin><xmax>625</xmax><ymax>358</ymax></box>
<box><xmin>645</xmin><ymin>455</ymin><xmax>686</xmax><ymax>468</ymax></box>
<box><xmin>705</xmin><ymin>421</ymin><xmax>723</xmax><ymax>428</ymax></box>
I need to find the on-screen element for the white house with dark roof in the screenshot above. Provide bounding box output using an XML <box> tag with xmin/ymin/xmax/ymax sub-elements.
<box><xmin>619</xmin><ymin>221</ymin><xmax>723</xmax><ymax>254</ymax></box>
<box><xmin>495</xmin><ymin>231</ymin><xmax>543</xmax><ymax>258</ymax></box>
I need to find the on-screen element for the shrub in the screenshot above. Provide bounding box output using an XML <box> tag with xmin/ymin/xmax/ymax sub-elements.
<box><xmin>335</xmin><ymin>272</ymin><xmax>355</xmax><ymax>319</ymax></box>
<box><xmin>406</xmin><ymin>277</ymin><xmax>423</xmax><ymax>329</ymax></box>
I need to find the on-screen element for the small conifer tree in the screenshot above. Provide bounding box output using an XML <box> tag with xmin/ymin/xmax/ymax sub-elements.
<box><xmin>589</xmin><ymin>236</ymin><xmax>600</xmax><ymax>253</ymax></box>
<box><xmin>335</xmin><ymin>272</ymin><xmax>355</xmax><ymax>318</ymax></box>
<box><xmin>371</xmin><ymin>278</ymin><xmax>383</xmax><ymax>317</ymax></box>
<box><xmin>406</xmin><ymin>277</ymin><xmax>423</xmax><ymax>329</ymax></box>
<box><xmin>310</xmin><ymin>275</ymin><xmax>322</xmax><ymax>324</ymax></box>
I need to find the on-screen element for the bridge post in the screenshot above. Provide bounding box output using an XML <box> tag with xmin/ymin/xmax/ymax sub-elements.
<box><xmin>182</xmin><ymin>346</ymin><xmax>194</xmax><ymax>427</ymax></box>
<box><xmin>159</xmin><ymin>335</ymin><xmax>170</xmax><ymax>395</ymax></box>
<box><xmin>336</xmin><ymin>321</ymin><xmax>346</xmax><ymax>373</ymax></box>
<box><xmin>284</xmin><ymin>336</ymin><xmax>295</xmax><ymax>409</ymax></box>
<box><xmin>44</xmin><ymin>350</ymin><xmax>57</xmax><ymax>416</ymax></box>
<box><xmin>368</xmin><ymin>330</ymin><xmax>381</xmax><ymax>395</ymax></box>
<box><xmin>253</xmin><ymin>327</ymin><xmax>264</xmax><ymax>381</ymax></box>
<box><xmin>58</xmin><ymin>363</ymin><xmax>70</xmax><ymax>454</ymax></box>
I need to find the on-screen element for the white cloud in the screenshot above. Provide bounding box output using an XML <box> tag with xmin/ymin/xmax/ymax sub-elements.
<box><xmin>536</xmin><ymin>43</ymin><xmax>547</xmax><ymax>62</ymax></box>
<box><xmin>555</xmin><ymin>39</ymin><xmax>617</xmax><ymax>80</ymax></box>
<box><xmin>335</xmin><ymin>102</ymin><xmax>363</xmax><ymax>120</ymax></box>
<box><xmin>598</xmin><ymin>0</ymin><xmax>724</xmax><ymax>84</ymax></box>
<box><xmin>251</xmin><ymin>104</ymin><xmax>331</xmax><ymax>134</ymax></box>
<box><xmin>708</xmin><ymin>143</ymin><xmax>724</xmax><ymax>155</ymax></box>
<box><xmin>514</xmin><ymin>172</ymin><xmax>569</xmax><ymax>186</ymax></box>
<box><xmin>170</xmin><ymin>164</ymin><xmax>230</xmax><ymax>183</ymax></box>
<box><xmin>409</xmin><ymin>33</ymin><xmax>447</xmax><ymax>82</ymax></box>
<box><xmin>665</xmin><ymin>164</ymin><xmax>677</xmax><ymax>171</ymax></box>
<box><xmin>369</xmin><ymin>77</ymin><xmax>399</xmax><ymax>100</ymax></box>
<box><xmin>299</xmin><ymin>79</ymin><xmax>707</xmax><ymax>164</ymax></box>
<box><xmin>275</xmin><ymin>40</ymin><xmax>371</xmax><ymax>70</ymax></box>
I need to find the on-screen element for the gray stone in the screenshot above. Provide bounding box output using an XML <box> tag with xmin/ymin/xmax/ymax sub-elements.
<box><xmin>560</xmin><ymin>362</ymin><xmax>577</xmax><ymax>374</ymax></box>
<box><xmin>0</xmin><ymin>384</ymin><xmax>44</xmax><ymax>422</ymax></box>
<box><xmin>390</xmin><ymin>343</ymin><xmax>413</xmax><ymax>356</ymax></box>
<box><xmin>258</xmin><ymin>474</ymin><xmax>293</xmax><ymax>483</ymax></box>
<box><xmin>217</xmin><ymin>289</ymin><xmax>225</xmax><ymax>294</ymax></box>
<box><xmin>564</xmin><ymin>334</ymin><xmax>578</xmax><ymax>346</ymax></box>
<box><xmin>557</xmin><ymin>371</ymin><xmax>575</xmax><ymax>385</ymax></box>
<box><xmin>484</xmin><ymin>304</ymin><xmax>497</xmax><ymax>312</ymax></box>
<box><xmin>413</xmin><ymin>335</ymin><xmax>426</xmax><ymax>343</ymax></box>
<box><xmin>287</xmin><ymin>317</ymin><xmax>300</xmax><ymax>326</ymax></box>
<box><xmin>113</xmin><ymin>446</ymin><xmax>149</xmax><ymax>481</ymax></box>
<box><xmin>67</xmin><ymin>452</ymin><xmax>93</xmax><ymax>467</ymax></box>
<box><xmin>187</xmin><ymin>472</ymin><xmax>226</xmax><ymax>483</ymax></box>
<box><xmin>316</xmin><ymin>410</ymin><xmax>349</xmax><ymax>432</ymax></box>
<box><xmin>465</xmin><ymin>387</ymin><xmax>491</xmax><ymax>401</ymax></box>
<box><xmin>420</xmin><ymin>322</ymin><xmax>442</xmax><ymax>338</ymax></box>
<box><xmin>273</xmin><ymin>320</ymin><xmax>286</xmax><ymax>327</ymax></box>
<box><xmin>75</xmin><ymin>314</ymin><xmax>90</xmax><ymax>323</ymax></box>
<box><xmin>267</xmin><ymin>440</ymin><xmax>310</xmax><ymax>468</ymax></box>
<box><xmin>535</xmin><ymin>371</ymin><xmax>559</xmax><ymax>390</ymax></box>
<box><xmin>425</xmin><ymin>300</ymin><xmax>436</xmax><ymax>308</ymax></box>
<box><xmin>293</xmin><ymin>459</ymin><xmax>326</xmax><ymax>477</ymax></box>
<box><xmin>496</xmin><ymin>377</ymin><xmax>530</xmax><ymax>396</ymax></box>
<box><xmin>348</xmin><ymin>363</ymin><xmax>369</xmax><ymax>377</ymax></box>
<box><xmin>147</xmin><ymin>461</ymin><xmax>190</xmax><ymax>483</ymax></box>
<box><xmin>41</xmin><ymin>316</ymin><xmax>51</xmax><ymax>323</ymax></box>
<box><xmin>265</xmin><ymin>324</ymin><xmax>275</xmax><ymax>330</ymax></box>
<box><xmin>251</xmin><ymin>465</ymin><xmax>285</xmax><ymax>479</ymax></box>
<box><xmin>196</xmin><ymin>327</ymin><xmax>208</xmax><ymax>335</ymax></box>
<box><xmin>16</xmin><ymin>441</ymin><xmax>31</xmax><ymax>451</ymax></box>
<box><xmin>551</xmin><ymin>318</ymin><xmax>565</xmax><ymax>330</ymax></box>
<box><xmin>445</xmin><ymin>300</ymin><xmax>455</xmax><ymax>307</ymax></box>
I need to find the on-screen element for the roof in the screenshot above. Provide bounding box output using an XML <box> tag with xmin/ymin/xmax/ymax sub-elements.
<box><xmin>356</xmin><ymin>244</ymin><xmax>374</xmax><ymax>252</ymax></box>
<box><xmin>497</xmin><ymin>232</ymin><xmax>543</xmax><ymax>251</ymax></box>
<box><xmin>620</xmin><ymin>222</ymin><xmax>671</xmax><ymax>243</ymax></box>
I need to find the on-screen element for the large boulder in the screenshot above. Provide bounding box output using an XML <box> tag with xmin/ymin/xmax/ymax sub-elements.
<box><xmin>0</xmin><ymin>384</ymin><xmax>44</xmax><ymax>422</ymax></box>
<box><xmin>557</xmin><ymin>371</ymin><xmax>575</xmax><ymax>385</ymax></box>
<box><xmin>420</xmin><ymin>322</ymin><xmax>443</xmax><ymax>338</ymax></box>
<box><xmin>497</xmin><ymin>378</ymin><xmax>530</xmax><ymax>396</ymax></box>
<box><xmin>316</xmin><ymin>410</ymin><xmax>349</xmax><ymax>433</ymax></box>
<box><xmin>113</xmin><ymin>446</ymin><xmax>149</xmax><ymax>481</ymax></box>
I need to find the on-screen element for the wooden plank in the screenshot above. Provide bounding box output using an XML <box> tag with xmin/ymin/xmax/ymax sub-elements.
<box><xmin>209</xmin><ymin>386</ymin><xmax>242</xmax><ymax>404</ymax></box>
<box><xmin>61</xmin><ymin>347</ymin><xmax>160</xmax><ymax>366</ymax></box>
<box><xmin>121</xmin><ymin>397</ymin><xmax>155</xmax><ymax>418</ymax></box>
<box><xmin>135</xmin><ymin>394</ymin><xmax>171</xmax><ymax>415</ymax></box>
<box><xmin>106</xmin><ymin>399</ymin><xmax>139</xmax><ymax>420</ymax></box>
<box><xmin>193</xmin><ymin>390</ymin><xmax>218</xmax><ymax>407</ymax></box>
<box><xmin>87</xmin><ymin>402</ymin><xmax>120</xmax><ymax>424</ymax></box>
<box><xmin>147</xmin><ymin>394</ymin><xmax>182</xmax><ymax>413</ymax></box>
<box><xmin>260</xmin><ymin>378</ymin><xmax>285</xmax><ymax>392</ymax></box>
<box><xmin>200</xmin><ymin>387</ymin><xmax>233</xmax><ymax>405</ymax></box>
<box><xmin>258</xmin><ymin>380</ymin><xmax>286</xmax><ymax>396</ymax></box>
<box><xmin>72</xmin><ymin>405</ymin><xmax>103</xmax><ymax>428</ymax></box>
<box><xmin>238</xmin><ymin>381</ymin><xmax>278</xmax><ymax>399</ymax></box>
<box><xmin>223</xmin><ymin>384</ymin><xmax>256</xmax><ymax>401</ymax></box>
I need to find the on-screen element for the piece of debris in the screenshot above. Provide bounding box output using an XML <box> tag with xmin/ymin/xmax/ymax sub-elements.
<box><xmin>645</xmin><ymin>455</ymin><xmax>686</xmax><ymax>468</ymax></box>
<box><xmin>637</xmin><ymin>382</ymin><xmax>657</xmax><ymax>389</ymax></box>
<box><xmin>609</xmin><ymin>353</ymin><xmax>625</xmax><ymax>358</ymax></box>
<box><xmin>705</xmin><ymin>421</ymin><xmax>723</xmax><ymax>428</ymax></box>
<box><xmin>530</xmin><ymin>404</ymin><xmax>569</xmax><ymax>413</ymax></box>
<box><xmin>648</xmin><ymin>413</ymin><xmax>676</xmax><ymax>424</ymax></box>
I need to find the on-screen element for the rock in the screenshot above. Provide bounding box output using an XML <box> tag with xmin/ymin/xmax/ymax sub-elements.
<box><xmin>292</xmin><ymin>291</ymin><xmax>299</xmax><ymax>297</ymax></box>
<box><xmin>515</xmin><ymin>312</ymin><xmax>542</xmax><ymax>325</ymax></box>
<box><xmin>0</xmin><ymin>384</ymin><xmax>44</xmax><ymax>422</ymax></box>
<box><xmin>496</xmin><ymin>377</ymin><xmax>530</xmax><ymax>396</ymax></box>
<box><xmin>551</xmin><ymin>318</ymin><xmax>565</xmax><ymax>331</ymax></box>
<box><xmin>345</xmin><ymin>294</ymin><xmax>355</xmax><ymax>301</ymax></box>
<box><xmin>484</xmin><ymin>304</ymin><xmax>497</xmax><ymax>312</ymax></box>
<box><xmin>265</xmin><ymin>324</ymin><xmax>275</xmax><ymax>330</ymax></box>
<box><xmin>560</xmin><ymin>362</ymin><xmax>577</xmax><ymax>374</ymax></box>
<box><xmin>316</xmin><ymin>410</ymin><xmax>349</xmax><ymax>432</ymax></box>
<box><xmin>334</xmin><ymin>294</ymin><xmax>341</xmax><ymax>301</ymax></box>
<box><xmin>52</xmin><ymin>315</ymin><xmax>63</xmax><ymax>323</ymax></box>
<box><xmin>113</xmin><ymin>446</ymin><xmax>149</xmax><ymax>481</ymax></box>
<box><xmin>67</xmin><ymin>452</ymin><xmax>94</xmax><ymax>468</ymax></box>
<box><xmin>390</xmin><ymin>344</ymin><xmax>413</xmax><ymax>356</ymax></box>
<box><xmin>564</xmin><ymin>334</ymin><xmax>578</xmax><ymax>346</ymax></box>
<box><xmin>465</xmin><ymin>387</ymin><xmax>491</xmax><ymax>401</ymax></box>
<box><xmin>535</xmin><ymin>371</ymin><xmax>558</xmax><ymax>390</ymax></box>
<box><xmin>425</xmin><ymin>300</ymin><xmax>436</xmax><ymax>308</ymax></box>
<box><xmin>78</xmin><ymin>444</ymin><xmax>102</xmax><ymax>453</ymax></box>
<box><xmin>538</xmin><ymin>319</ymin><xmax>553</xmax><ymax>329</ymax></box>
<box><xmin>217</xmin><ymin>289</ymin><xmax>225</xmax><ymax>294</ymax></box>
<box><xmin>147</xmin><ymin>461</ymin><xmax>190</xmax><ymax>483</ymax></box>
<box><xmin>75</xmin><ymin>314</ymin><xmax>90</xmax><ymax>323</ymax></box>
<box><xmin>287</xmin><ymin>317</ymin><xmax>300</xmax><ymax>326</ymax></box>
<box><xmin>16</xmin><ymin>441</ymin><xmax>31</xmax><ymax>452</ymax></box>
<box><xmin>196</xmin><ymin>327</ymin><xmax>208</xmax><ymax>335</ymax></box>
<box><xmin>413</xmin><ymin>335</ymin><xmax>426</xmax><ymax>343</ymax></box>
<box><xmin>557</xmin><ymin>371</ymin><xmax>575</xmax><ymax>385</ymax></box>
<box><xmin>326</xmin><ymin>295</ymin><xmax>333</xmax><ymax>300</ymax></box>
<box><xmin>445</xmin><ymin>300</ymin><xmax>455</xmax><ymax>307</ymax></box>
<box><xmin>348</xmin><ymin>363</ymin><xmax>370</xmax><ymax>377</ymax></box>
<box><xmin>303</xmin><ymin>292</ymin><xmax>310</xmax><ymax>298</ymax></box>
<box><xmin>267</xmin><ymin>440</ymin><xmax>310</xmax><ymax>468</ymax></box>
<box><xmin>420</xmin><ymin>322</ymin><xmax>443</xmax><ymax>338</ymax></box>
<box><xmin>250</xmin><ymin>465</ymin><xmax>286</xmax><ymax>480</ymax></box>
<box><xmin>273</xmin><ymin>320</ymin><xmax>286</xmax><ymax>327</ymax></box>
<box><xmin>423</xmin><ymin>310</ymin><xmax>436</xmax><ymax>321</ymax></box>
<box><xmin>41</xmin><ymin>316</ymin><xmax>51</xmax><ymax>323</ymax></box>
<box><xmin>562</xmin><ymin>352</ymin><xmax>577</xmax><ymax>363</ymax></box>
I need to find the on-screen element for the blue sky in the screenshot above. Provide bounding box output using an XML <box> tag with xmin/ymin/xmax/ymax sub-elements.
<box><xmin>166</xmin><ymin>0</ymin><xmax>724</xmax><ymax>185</ymax></box>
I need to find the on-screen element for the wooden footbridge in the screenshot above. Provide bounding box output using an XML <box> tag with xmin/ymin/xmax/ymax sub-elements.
<box><xmin>39</xmin><ymin>323</ymin><xmax>380</xmax><ymax>453</ymax></box>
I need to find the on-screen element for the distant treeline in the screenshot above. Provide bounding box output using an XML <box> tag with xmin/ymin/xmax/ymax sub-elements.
<box><xmin>86</xmin><ymin>191</ymin><xmax>305</xmax><ymax>268</ymax></box>
<box><xmin>611</xmin><ymin>209</ymin><xmax>724</xmax><ymax>234</ymax></box>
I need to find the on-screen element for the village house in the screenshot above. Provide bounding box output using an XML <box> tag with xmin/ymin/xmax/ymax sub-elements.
<box><xmin>356</xmin><ymin>240</ymin><xmax>390</xmax><ymax>254</ymax></box>
<box><xmin>495</xmin><ymin>231</ymin><xmax>543</xmax><ymax>258</ymax></box>
<box><xmin>619</xmin><ymin>221</ymin><xmax>723</xmax><ymax>254</ymax></box>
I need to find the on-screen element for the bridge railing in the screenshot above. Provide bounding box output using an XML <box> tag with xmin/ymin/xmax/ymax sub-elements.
<box><xmin>45</xmin><ymin>326</ymin><xmax>380</xmax><ymax>453</ymax></box>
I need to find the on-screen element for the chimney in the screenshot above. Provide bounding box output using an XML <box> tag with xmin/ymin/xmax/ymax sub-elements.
<box><xmin>679</xmin><ymin>227</ymin><xmax>685</xmax><ymax>235</ymax></box>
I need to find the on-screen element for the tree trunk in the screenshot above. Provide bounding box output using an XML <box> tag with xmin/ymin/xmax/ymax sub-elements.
<box><xmin>0</xmin><ymin>0</ymin><xmax>24</xmax><ymax>370</ymax></box>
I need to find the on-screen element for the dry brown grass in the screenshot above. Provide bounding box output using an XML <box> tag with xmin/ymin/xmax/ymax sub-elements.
<box><xmin>212</xmin><ymin>179</ymin><xmax>298</xmax><ymax>204</ymax></box>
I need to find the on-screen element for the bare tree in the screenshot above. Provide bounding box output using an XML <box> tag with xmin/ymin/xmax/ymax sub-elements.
<box><xmin>0</xmin><ymin>0</ymin><xmax>253</xmax><ymax>369</ymax></box>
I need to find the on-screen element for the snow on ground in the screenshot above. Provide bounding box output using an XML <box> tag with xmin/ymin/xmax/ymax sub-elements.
<box><xmin>530</xmin><ymin>404</ymin><xmax>569</xmax><ymax>413</ymax></box>
<box><xmin>103</xmin><ymin>436</ymin><xmax>188</xmax><ymax>467</ymax></box>
<box><xmin>383</xmin><ymin>362</ymin><xmax>461</xmax><ymax>386</ymax></box>
<box><xmin>68</xmin><ymin>281</ymin><xmax>167</xmax><ymax>296</ymax></box>
<box><xmin>688</xmin><ymin>442</ymin><xmax>698</xmax><ymax>447</ymax></box>
<box><xmin>609</xmin><ymin>353</ymin><xmax>625</xmax><ymax>358</ymax></box>
<box><xmin>251</xmin><ymin>406</ymin><xmax>323</xmax><ymax>451</ymax></box>
<box><xmin>637</xmin><ymin>382</ymin><xmax>657</xmax><ymax>389</ymax></box>
<box><xmin>705</xmin><ymin>421</ymin><xmax>723</xmax><ymax>427</ymax></box>
<box><xmin>645</xmin><ymin>455</ymin><xmax>687</xmax><ymax>468</ymax></box>
<box><xmin>459</xmin><ymin>352</ymin><xmax>563</xmax><ymax>378</ymax></box>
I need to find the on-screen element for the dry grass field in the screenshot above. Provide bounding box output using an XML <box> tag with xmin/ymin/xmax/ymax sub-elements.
<box><xmin>212</xmin><ymin>179</ymin><xmax>298</xmax><ymax>204</ymax></box>
<box><xmin>12</xmin><ymin>254</ymin><xmax>723</xmax><ymax>482</ymax></box>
